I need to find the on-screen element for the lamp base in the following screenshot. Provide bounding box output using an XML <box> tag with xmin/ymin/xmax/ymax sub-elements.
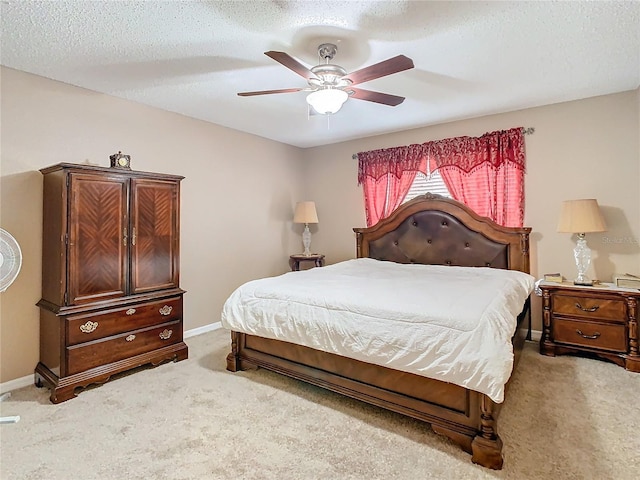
<box><xmin>572</xmin><ymin>234</ymin><xmax>594</xmax><ymax>287</ymax></box>
<box><xmin>302</xmin><ymin>224</ymin><xmax>312</xmax><ymax>256</ymax></box>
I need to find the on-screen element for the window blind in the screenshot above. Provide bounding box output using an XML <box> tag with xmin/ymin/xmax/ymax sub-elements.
<box><xmin>403</xmin><ymin>171</ymin><xmax>451</xmax><ymax>203</ymax></box>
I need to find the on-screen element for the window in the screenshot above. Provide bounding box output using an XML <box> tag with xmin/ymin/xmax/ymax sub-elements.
<box><xmin>403</xmin><ymin>170</ymin><xmax>451</xmax><ymax>203</ymax></box>
<box><xmin>358</xmin><ymin>127</ymin><xmax>525</xmax><ymax>227</ymax></box>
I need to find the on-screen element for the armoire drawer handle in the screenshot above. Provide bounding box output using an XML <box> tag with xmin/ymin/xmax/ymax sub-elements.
<box><xmin>159</xmin><ymin>305</ymin><xmax>172</xmax><ymax>316</ymax></box>
<box><xmin>126</xmin><ymin>308</ymin><xmax>136</xmax><ymax>315</ymax></box>
<box><xmin>126</xmin><ymin>334</ymin><xmax>136</xmax><ymax>342</ymax></box>
<box><xmin>575</xmin><ymin>302</ymin><xmax>599</xmax><ymax>313</ymax></box>
<box><xmin>79</xmin><ymin>321</ymin><xmax>98</xmax><ymax>333</ymax></box>
<box><xmin>159</xmin><ymin>329</ymin><xmax>172</xmax><ymax>340</ymax></box>
<box><xmin>576</xmin><ymin>329</ymin><xmax>601</xmax><ymax>340</ymax></box>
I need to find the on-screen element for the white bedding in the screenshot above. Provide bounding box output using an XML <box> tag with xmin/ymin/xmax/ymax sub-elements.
<box><xmin>221</xmin><ymin>258</ymin><xmax>535</xmax><ymax>403</ymax></box>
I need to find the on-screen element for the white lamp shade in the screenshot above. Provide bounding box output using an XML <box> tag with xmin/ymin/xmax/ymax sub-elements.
<box><xmin>557</xmin><ymin>199</ymin><xmax>607</xmax><ymax>233</ymax></box>
<box><xmin>293</xmin><ymin>201</ymin><xmax>318</xmax><ymax>224</ymax></box>
<box><xmin>306</xmin><ymin>89</ymin><xmax>348</xmax><ymax>114</ymax></box>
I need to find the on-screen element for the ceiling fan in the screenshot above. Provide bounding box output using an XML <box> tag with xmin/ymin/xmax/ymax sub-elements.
<box><xmin>237</xmin><ymin>43</ymin><xmax>414</xmax><ymax>115</ymax></box>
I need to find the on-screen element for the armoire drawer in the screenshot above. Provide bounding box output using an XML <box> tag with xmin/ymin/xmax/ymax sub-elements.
<box><xmin>67</xmin><ymin>297</ymin><xmax>182</xmax><ymax>345</ymax></box>
<box><xmin>66</xmin><ymin>320</ymin><xmax>182</xmax><ymax>375</ymax></box>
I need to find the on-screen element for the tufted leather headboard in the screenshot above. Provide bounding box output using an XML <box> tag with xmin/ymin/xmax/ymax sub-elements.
<box><xmin>354</xmin><ymin>194</ymin><xmax>531</xmax><ymax>273</ymax></box>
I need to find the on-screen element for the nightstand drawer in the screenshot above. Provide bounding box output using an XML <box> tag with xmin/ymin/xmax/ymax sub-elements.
<box><xmin>66</xmin><ymin>320</ymin><xmax>182</xmax><ymax>375</ymax></box>
<box><xmin>552</xmin><ymin>318</ymin><xmax>627</xmax><ymax>352</ymax></box>
<box><xmin>67</xmin><ymin>297</ymin><xmax>182</xmax><ymax>345</ymax></box>
<box><xmin>552</xmin><ymin>294</ymin><xmax>626</xmax><ymax>322</ymax></box>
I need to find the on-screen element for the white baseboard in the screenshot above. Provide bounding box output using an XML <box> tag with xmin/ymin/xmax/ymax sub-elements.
<box><xmin>0</xmin><ymin>375</ymin><xmax>33</xmax><ymax>395</ymax></box>
<box><xmin>529</xmin><ymin>329</ymin><xmax>542</xmax><ymax>342</ymax></box>
<box><xmin>184</xmin><ymin>321</ymin><xmax>223</xmax><ymax>338</ymax></box>
<box><xmin>0</xmin><ymin>322</ymin><xmax>224</xmax><ymax>395</ymax></box>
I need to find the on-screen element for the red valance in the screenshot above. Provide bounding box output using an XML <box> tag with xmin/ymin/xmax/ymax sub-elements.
<box><xmin>357</xmin><ymin>127</ymin><xmax>526</xmax><ymax>184</ymax></box>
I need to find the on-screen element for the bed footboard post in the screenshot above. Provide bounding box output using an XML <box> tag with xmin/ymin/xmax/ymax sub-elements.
<box><xmin>226</xmin><ymin>331</ymin><xmax>241</xmax><ymax>372</ymax></box>
<box><xmin>471</xmin><ymin>395</ymin><xmax>504</xmax><ymax>470</ymax></box>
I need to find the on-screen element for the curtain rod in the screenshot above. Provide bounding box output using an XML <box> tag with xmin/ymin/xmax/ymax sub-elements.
<box><xmin>351</xmin><ymin>127</ymin><xmax>535</xmax><ymax>160</ymax></box>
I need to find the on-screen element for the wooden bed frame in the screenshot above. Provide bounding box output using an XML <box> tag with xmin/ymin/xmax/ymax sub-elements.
<box><xmin>226</xmin><ymin>193</ymin><xmax>532</xmax><ymax>469</ymax></box>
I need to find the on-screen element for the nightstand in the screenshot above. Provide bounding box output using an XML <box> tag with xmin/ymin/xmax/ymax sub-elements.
<box><xmin>539</xmin><ymin>282</ymin><xmax>640</xmax><ymax>372</ymax></box>
<box><xmin>289</xmin><ymin>254</ymin><xmax>325</xmax><ymax>271</ymax></box>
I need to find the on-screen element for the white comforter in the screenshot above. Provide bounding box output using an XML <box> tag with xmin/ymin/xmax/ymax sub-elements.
<box><xmin>221</xmin><ymin>258</ymin><xmax>535</xmax><ymax>403</ymax></box>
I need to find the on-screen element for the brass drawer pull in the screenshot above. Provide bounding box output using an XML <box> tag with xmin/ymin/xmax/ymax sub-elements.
<box><xmin>126</xmin><ymin>334</ymin><xmax>136</xmax><ymax>342</ymax></box>
<box><xmin>576</xmin><ymin>329</ymin><xmax>601</xmax><ymax>340</ymax></box>
<box><xmin>79</xmin><ymin>321</ymin><xmax>98</xmax><ymax>333</ymax></box>
<box><xmin>575</xmin><ymin>302</ymin><xmax>599</xmax><ymax>313</ymax></box>
<box><xmin>126</xmin><ymin>308</ymin><xmax>136</xmax><ymax>315</ymax></box>
<box><xmin>159</xmin><ymin>329</ymin><xmax>172</xmax><ymax>340</ymax></box>
<box><xmin>159</xmin><ymin>305</ymin><xmax>172</xmax><ymax>316</ymax></box>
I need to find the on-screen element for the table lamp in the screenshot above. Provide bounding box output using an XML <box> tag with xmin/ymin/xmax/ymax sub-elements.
<box><xmin>557</xmin><ymin>199</ymin><xmax>607</xmax><ymax>286</ymax></box>
<box><xmin>293</xmin><ymin>201</ymin><xmax>318</xmax><ymax>256</ymax></box>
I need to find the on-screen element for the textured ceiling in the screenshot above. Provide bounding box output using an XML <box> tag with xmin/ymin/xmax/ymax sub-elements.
<box><xmin>1</xmin><ymin>1</ymin><xmax>639</xmax><ymax>148</ymax></box>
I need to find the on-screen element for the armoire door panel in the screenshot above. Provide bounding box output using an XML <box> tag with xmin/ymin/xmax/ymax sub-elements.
<box><xmin>130</xmin><ymin>179</ymin><xmax>179</xmax><ymax>293</ymax></box>
<box><xmin>68</xmin><ymin>173</ymin><xmax>129</xmax><ymax>304</ymax></box>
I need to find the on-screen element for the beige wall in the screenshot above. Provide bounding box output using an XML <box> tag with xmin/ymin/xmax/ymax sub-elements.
<box><xmin>0</xmin><ymin>67</ymin><xmax>305</xmax><ymax>383</ymax></box>
<box><xmin>2</xmin><ymin>66</ymin><xmax>638</xmax><ymax>385</ymax></box>
<box><xmin>304</xmin><ymin>90</ymin><xmax>640</xmax><ymax>330</ymax></box>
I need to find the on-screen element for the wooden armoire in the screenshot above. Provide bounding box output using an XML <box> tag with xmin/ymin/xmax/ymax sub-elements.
<box><xmin>35</xmin><ymin>163</ymin><xmax>188</xmax><ymax>403</ymax></box>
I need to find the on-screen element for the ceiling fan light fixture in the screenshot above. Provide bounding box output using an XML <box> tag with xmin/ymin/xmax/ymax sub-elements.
<box><xmin>306</xmin><ymin>88</ymin><xmax>349</xmax><ymax>114</ymax></box>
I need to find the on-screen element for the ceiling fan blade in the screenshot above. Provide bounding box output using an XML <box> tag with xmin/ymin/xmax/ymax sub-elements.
<box><xmin>265</xmin><ymin>51</ymin><xmax>317</xmax><ymax>81</ymax></box>
<box><xmin>345</xmin><ymin>55</ymin><xmax>414</xmax><ymax>86</ymax></box>
<box><xmin>237</xmin><ymin>88</ymin><xmax>304</xmax><ymax>97</ymax></box>
<box><xmin>349</xmin><ymin>88</ymin><xmax>405</xmax><ymax>106</ymax></box>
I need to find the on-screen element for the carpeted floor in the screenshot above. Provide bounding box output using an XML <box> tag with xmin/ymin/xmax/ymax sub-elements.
<box><xmin>1</xmin><ymin>327</ymin><xmax>639</xmax><ymax>480</ymax></box>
